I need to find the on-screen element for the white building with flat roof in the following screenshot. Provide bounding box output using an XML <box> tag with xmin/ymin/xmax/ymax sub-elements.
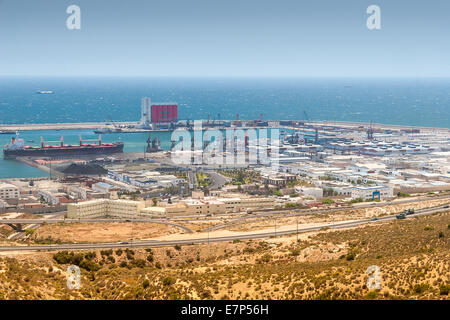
<box><xmin>295</xmin><ymin>187</ymin><xmax>323</xmax><ymax>199</ymax></box>
<box><xmin>350</xmin><ymin>185</ymin><xmax>393</xmax><ymax>200</ymax></box>
<box><xmin>0</xmin><ymin>183</ymin><xmax>19</xmax><ymax>200</ymax></box>
<box><xmin>67</xmin><ymin>199</ymin><xmax>145</xmax><ymax>219</ymax></box>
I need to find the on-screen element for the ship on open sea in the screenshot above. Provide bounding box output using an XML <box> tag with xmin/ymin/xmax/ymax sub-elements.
<box><xmin>3</xmin><ymin>135</ymin><xmax>124</xmax><ymax>159</ymax></box>
<box><xmin>36</xmin><ymin>90</ymin><xmax>54</xmax><ymax>94</ymax></box>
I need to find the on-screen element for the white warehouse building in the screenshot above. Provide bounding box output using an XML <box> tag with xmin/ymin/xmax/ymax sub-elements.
<box><xmin>350</xmin><ymin>185</ymin><xmax>393</xmax><ymax>200</ymax></box>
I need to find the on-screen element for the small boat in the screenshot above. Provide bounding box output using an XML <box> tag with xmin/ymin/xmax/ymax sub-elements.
<box><xmin>94</xmin><ymin>126</ymin><xmax>122</xmax><ymax>134</ymax></box>
<box><xmin>36</xmin><ymin>90</ymin><xmax>54</xmax><ymax>94</ymax></box>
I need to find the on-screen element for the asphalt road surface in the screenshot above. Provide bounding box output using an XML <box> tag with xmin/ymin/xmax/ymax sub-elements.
<box><xmin>0</xmin><ymin>206</ymin><xmax>446</xmax><ymax>252</ymax></box>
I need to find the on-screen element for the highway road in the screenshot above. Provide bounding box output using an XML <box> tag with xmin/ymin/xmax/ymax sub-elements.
<box><xmin>0</xmin><ymin>206</ymin><xmax>447</xmax><ymax>252</ymax></box>
<box><xmin>203</xmin><ymin>195</ymin><xmax>450</xmax><ymax>232</ymax></box>
<box><xmin>188</xmin><ymin>171</ymin><xmax>196</xmax><ymax>189</ymax></box>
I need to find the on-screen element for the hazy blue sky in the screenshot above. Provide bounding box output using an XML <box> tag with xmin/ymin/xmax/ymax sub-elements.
<box><xmin>0</xmin><ymin>0</ymin><xmax>449</xmax><ymax>77</ymax></box>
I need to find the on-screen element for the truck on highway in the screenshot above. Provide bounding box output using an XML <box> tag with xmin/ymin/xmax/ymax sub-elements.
<box><xmin>396</xmin><ymin>213</ymin><xmax>406</xmax><ymax>220</ymax></box>
<box><xmin>404</xmin><ymin>208</ymin><xmax>415</xmax><ymax>215</ymax></box>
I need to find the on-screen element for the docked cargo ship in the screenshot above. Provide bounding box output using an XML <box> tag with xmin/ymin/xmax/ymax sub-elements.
<box><xmin>3</xmin><ymin>136</ymin><xmax>124</xmax><ymax>159</ymax></box>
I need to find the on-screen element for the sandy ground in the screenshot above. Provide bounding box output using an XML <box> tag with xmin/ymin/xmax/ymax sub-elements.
<box><xmin>33</xmin><ymin>222</ymin><xmax>179</xmax><ymax>243</ymax></box>
<box><xmin>0</xmin><ymin>212</ymin><xmax>27</xmax><ymax>219</ymax></box>
<box><xmin>150</xmin><ymin>219</ymin><xmax>355</xmax><ymax>242</ymax></box>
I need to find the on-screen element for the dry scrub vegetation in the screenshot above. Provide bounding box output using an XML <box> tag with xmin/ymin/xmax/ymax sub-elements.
<box><xmin>0</xmin><ymin>211</ymin><xmax>448</xmax><ymax>300</ymax></box>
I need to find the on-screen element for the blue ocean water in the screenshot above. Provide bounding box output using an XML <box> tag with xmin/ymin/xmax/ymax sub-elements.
<box><xmin>0</xmin><ymin>130</ymin><xmax>172</xmax><ymax>178</ymax></box>
<box><xmin>0</xmin><ymin>77</ymin><xmax>449</xmax><ymax>178</ymax></box>
<box><xmin>0</xmin><ymin>77</ymin><xmax>449</xmax><ymax>127</ymax></box>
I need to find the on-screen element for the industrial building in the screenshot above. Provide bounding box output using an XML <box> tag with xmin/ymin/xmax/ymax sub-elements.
<box><xmin>67</xmin><ymin>196</ymin><xmax>276</xmax><ymax>219</ymax></box>
<box><xmin>107</xmin><ymin>169</ymin><xmax>187</xmax><ymax>189</ymax></box>
<box><xmin>67</xmin><ymin>199</ymin><xmax>145</xmax><ymax>219</ymax></box>
<box><xmin>350</xmin><ymin>185</ymin><xmax>393</xmax><ymax>201</ymax></box>
<box><xmin>139</xmin><ymin>97</ymin><xmax>178</xmax><ymax>129</ymax></box>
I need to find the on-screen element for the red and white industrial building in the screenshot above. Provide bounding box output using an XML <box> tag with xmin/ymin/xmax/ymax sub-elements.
<box><xmin>139</xmin><ymin>97</ymin><xmax>178</xmax><ymax>129</ymax></box>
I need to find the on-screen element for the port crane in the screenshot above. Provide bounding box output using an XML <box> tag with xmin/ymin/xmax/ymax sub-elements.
<box><xmin>252</xmin><ymin>113</ymin><xmax>263</xmax><ymax>127</ymax></box>
<box><xmin>367</xmin><ymin>121</ymin><xmax>374</xmax><ymax>140</ymax></box>
<box><xmin>233</xmin><ymin>113</ymin><xmax>241</xmax><ymax>126</ymax></box>
<box><xmin>303</xmin><ymin>110</ymin><xmax>313</xmax><ymax>128</ymax></box>
<box><xmin>303</xmin><ymin>110</ymin><xmax>319</xmax><ymax>144</ymax></box>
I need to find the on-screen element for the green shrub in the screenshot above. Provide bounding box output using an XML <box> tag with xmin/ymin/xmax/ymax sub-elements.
<box><xmin>439</xmin><ymin>284</ymin><xmax>450</xmax><ymax>295</ymax></box>
<box><xmin>162</xmin><ymin>276</ymin><xmax>175</xmax><ymax>286</ymax></box>
<box><xmin>397</xmin><ymin>192</ymin><xmax>410</xmax><ymax>197</ymax></box>
<box><xmin>132</xmin><ymin>259</ymin><xmax>146</xmax><ymax>268</ymax></box>
<box><xmin>412</xmin><ymin>283</ymin><xmax>430</xmax><ymax>294</ymax></box>
<box><xmin>345</xmin><ymin>252</ymin><xmax>355</xmax><ymax>261</ymax></box>
<box><xmin>322</xmin><ymin>198</ymin><xmax>334</xmax><ymax>205</ymax></box>
<box><xmin>365</xmin><ymin>291</ymin><xmax>378</xmax><ymax>299</ymax></box>
<box><xmin>261</xmin><ymin>254</ymin><xmax>271</xmax><ymax>263</ymax></box>
<box><xmin>53</xmin><ymin>251</ymin><xmax>84</xmax><ymax>266</ymax></box>
<box><xmin>25</xmin><ymin>228</ymin><xmax>35</xmax><ymax>236</ymax></box>
<box><xmin>273</xmin><ymin>190</ymin><xmax>283</xmax><ymax>197</ymax></box>
<box><xmin>101</xmin><ymin>249</ymin><xmax>113</xmax><ymax>256</ymax></box>
<box><xmin>53</xmin><ymin>251</ymin><xmax>72</xmax><ymax>264</ymax></box>
<box><xmin>79</xmin><ymin>260</ymin><xmax>100</xmax><ymax>272</ymax></box>
<box><xmin>84</xmin><ymin>252</ymin><xmax>96</xmax><ymax>260</ymax></box>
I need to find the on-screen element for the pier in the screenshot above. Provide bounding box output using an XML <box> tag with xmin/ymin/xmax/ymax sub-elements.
<box><xmin>0</xmin><ymin>120</ymin><xmax>448</xmax><ymax>135</ymax></box>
